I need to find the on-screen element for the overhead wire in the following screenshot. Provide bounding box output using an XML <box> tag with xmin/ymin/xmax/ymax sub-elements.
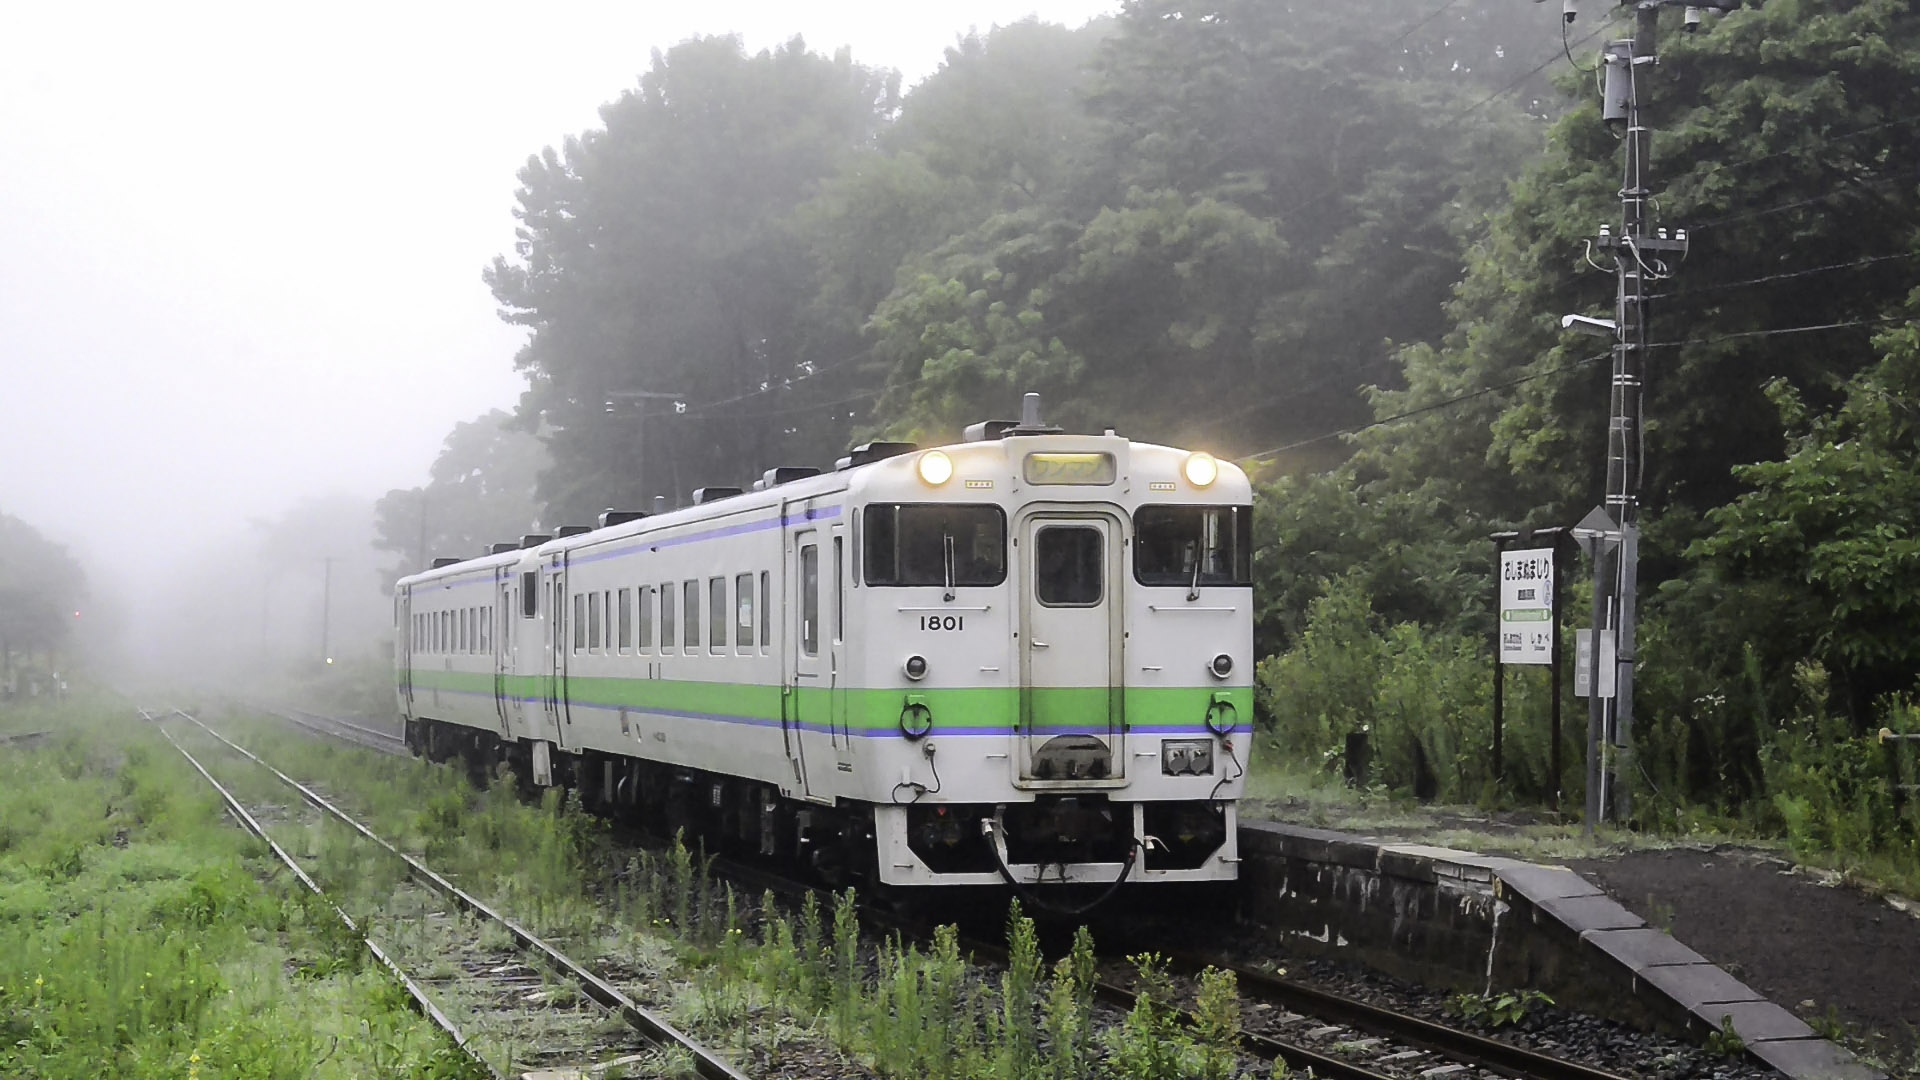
<box><xmin>1644</xmin><ymin>316</ymin><xmax>1907</xmax><ymax>350</ymax></box>
<box><xmin>1654</xmin><ymin>252</ymin><xmax>1920</xmax><ymax>299</ymax></box>
<box><xmin>1237</xmin><ymin>352</ymin><xmax>1612</xmax><ymax>463</ymax></box>
<box><xmin>1693</xmin><ymin>169</ymin><xmax>1920</xmax><ymax>230</ymax></box>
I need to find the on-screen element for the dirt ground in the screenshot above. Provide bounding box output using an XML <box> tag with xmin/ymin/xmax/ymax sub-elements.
<box><xmin>1564</xmin><ymin>848</ymin><xmax>1920</xmax><ymax>1069</ymax></box>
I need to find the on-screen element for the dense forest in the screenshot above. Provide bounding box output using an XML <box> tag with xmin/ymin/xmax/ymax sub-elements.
<box><xmin>423</xmin><ymin>0</ymin><xmax>1918</xmax><ymax>860</ymax></box>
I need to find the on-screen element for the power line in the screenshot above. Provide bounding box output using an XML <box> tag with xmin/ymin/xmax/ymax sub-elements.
<box><xmin>1384</xmin><ymin>0</ymin><xmax>1464</xmax><ymax>51</ymax></box>
<box><xmin>1701</xmin><ymin>113</ymin><xmax>1920</xmax><ymax>182</ymax></box>
<box><xmin>1645</xmin><ymin>316</ymin><xmax>1906</xmax><ymax>350</ymax></box>
<box><xmin>1463</xmin><ymin>20</ymin><xmax>1614</xmax><ymax>118</ymax></box>
<box><xmin>1657</xmin><ymin>252</ymin><xmax>1919</xmax><ymax>299</ymax></box>
<box><xmin>1694</xmin><ymin>169</ymin><xmax>1920</xmax><ymax>230</ymax></box>
<box><xmin>1237</xmin><ymin>352</ymin><xmax>1611</xmax><ymax>463</ymax></box>
<box><xmin>682</xmin><ymin>386</ymin><xmax>880</xmax><ymax>422</ymax></box>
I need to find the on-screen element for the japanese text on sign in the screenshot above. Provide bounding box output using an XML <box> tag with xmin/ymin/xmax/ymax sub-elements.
<box><xmin>1499</xmin><ymin>547</ymin><xmax>1554</xmax><ymax>666</ymax></box>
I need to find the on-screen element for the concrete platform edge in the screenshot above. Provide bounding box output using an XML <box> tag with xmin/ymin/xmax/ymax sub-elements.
<box><xmin>1237</xmin><ymin>820</ymin><xmax>1884</xmax><ymax>1080</ymax></box>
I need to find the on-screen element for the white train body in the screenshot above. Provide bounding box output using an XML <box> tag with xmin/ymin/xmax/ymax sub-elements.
<box><xmin>395</xmin><ymin>426</ymin><xmax>1253</xmax><ymax>889</ymax></box>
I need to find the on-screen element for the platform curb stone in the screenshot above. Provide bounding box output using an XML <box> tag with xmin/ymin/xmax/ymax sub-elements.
<box><xmin>1238</xmin><ymin>820</ymin><xmax>1886</xmax><ymax>1080</ymax></box>
<box><xmin>1490</xmin><ymin>860</ymin><xmax>1883</xmax><ymax>1080</ymax></box>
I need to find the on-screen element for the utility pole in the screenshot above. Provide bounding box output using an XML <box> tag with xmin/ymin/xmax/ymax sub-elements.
<box><xmin>605</xmin><ymin>389</ymin><xmax>686</xmax><ymax>505</ymax></box>
<box><xmin>320</xmin><ymin>556</ymin><xmax>334</xmax><ymax>667</ymax></box>
<box><xmin>1562</xmin><ymin>0</ymin><xmax>1732</xmax><ymax>828</ymax></box>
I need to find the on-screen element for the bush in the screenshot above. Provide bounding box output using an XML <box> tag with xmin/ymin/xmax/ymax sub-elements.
<box><xmin>1255</xmin><ymin>571</ymin><xmax>1565</xmax><ymax>804</ymax></box>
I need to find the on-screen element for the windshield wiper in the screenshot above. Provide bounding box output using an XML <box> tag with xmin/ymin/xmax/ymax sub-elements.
<box><xmin>1187</xmin><ymin>527</ymin><xmax>1205</xmax><ymax>602</ymax></box>
<box><xmin>942</xmin><ymin>532</ymin><xmax>956</xmax><ymax>602</ymax></box>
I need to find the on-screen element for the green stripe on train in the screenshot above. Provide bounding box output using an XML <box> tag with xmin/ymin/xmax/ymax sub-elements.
<box><xmin>400</xmin><ymin>669</ymin><xmax>1248</xmax><ymax>731</ymax></box>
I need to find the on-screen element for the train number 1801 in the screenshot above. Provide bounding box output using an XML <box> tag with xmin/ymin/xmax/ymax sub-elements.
<box><xmin>919</xmin><ymin>615</ymin><xmax>965</xmax><ymax>632</ymax></box>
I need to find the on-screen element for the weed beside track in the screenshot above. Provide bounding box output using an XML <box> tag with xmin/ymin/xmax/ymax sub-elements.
<box><xmin>0</xmin><ymin>695</ymin><xmax>485</xmax><ymax>1080</ymax></box>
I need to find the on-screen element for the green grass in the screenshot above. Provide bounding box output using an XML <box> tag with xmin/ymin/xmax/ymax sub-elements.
<box><xmin>0</xmin><ymin>692</ymin><xmax>486</xmax><ymax>1080</ymax></box>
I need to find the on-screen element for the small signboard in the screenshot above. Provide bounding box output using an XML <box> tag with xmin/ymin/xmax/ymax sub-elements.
<box><xmin>1499</xmin><ymin>547</ymin><xmax>1555</xmax><ymax>666</ymax></box>
<box><xmin>1574</xmin><ymin>629</ymin><xmax>1617</xmax><ymax>698</ymax></box>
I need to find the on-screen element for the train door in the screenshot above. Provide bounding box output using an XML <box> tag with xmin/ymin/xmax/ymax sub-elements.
<box><xmin>543</xmin><ymin>561</ymin><xmax>572</xmax><ymax>750</ymax></box>
<box><xmin>493</xmin><ymin>572</ymin><xmax>512</xmax><ymax>738</ymax></box>
<box><xmin>397</xmin><ymin>588</ymin><xmax>413</xmax><ymax>717</ymax></box>
<box><xmin>1017</xmin><ymin>512</ymin><xmax>1126</xmax><ymax>781</ymax></box>
<box><xmin>782</xmin><ymin>525</ymin><xmax>819</xmax><ymax>796</ymax></box>
<box><xmin>829</xmin><ymin>526</ymin><xmax>850</xmax><ymax>757</ymax></box>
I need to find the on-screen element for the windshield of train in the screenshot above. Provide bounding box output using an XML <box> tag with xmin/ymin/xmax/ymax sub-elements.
<box><xmin>864</xmin><ymin>504</ymin><xmax>1007</xmax><ymax>586</ymax></box>
<box><xmin>1133</xmin><ymin>505</ymin><xmax>1252</xmax><ymax>586</ymax></box>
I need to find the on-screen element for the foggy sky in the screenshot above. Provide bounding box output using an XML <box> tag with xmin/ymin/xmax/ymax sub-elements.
<box><xmin>0</xmin><ymin>1</ymin><xmax>1117</xmax><ymax>607</ymax></box>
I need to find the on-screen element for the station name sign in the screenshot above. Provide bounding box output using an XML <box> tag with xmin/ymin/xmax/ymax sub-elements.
<box><xmin>1498</xmin><ymin>547</ymin><xmax>1554</xmax><ymax>666</ymax></box>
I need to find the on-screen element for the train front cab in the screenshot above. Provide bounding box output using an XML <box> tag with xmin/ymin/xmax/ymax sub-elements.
<box><xmin>866</xmin><ymin>435</ymin><xmax>1252</xmax><ymax>890</ymax></box>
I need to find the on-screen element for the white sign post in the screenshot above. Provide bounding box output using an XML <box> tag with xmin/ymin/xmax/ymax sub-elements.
<box><xmin>1499</xmin><ymin>548</ymin><xmax>1556</xmax><ymax>666</ymax></box>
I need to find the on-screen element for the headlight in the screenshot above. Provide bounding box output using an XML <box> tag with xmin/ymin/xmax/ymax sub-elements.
<box><xmin>917</xmin><ymin>450</ymin><xmax>954</xmax><ymax>486</ymax></box>
<box><xmin>1184</xmin><ymin>452</ymin><xmax>1218</xmax><ymax>487</ymax></box>
<box><xmin>904</xmin><ymin>655</ymin><xmax>928</xmax><ymax>681</ymax></box>
<box><xmin>1210</xmin><ymin>654</ymin><xmax>1233</xmax><ymax>679</ymax></box>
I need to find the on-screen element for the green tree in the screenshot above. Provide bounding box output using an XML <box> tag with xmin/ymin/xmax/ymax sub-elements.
<box><xmin>0</xmin><ymin>512</ymin><xmax>87</xmax><ymax>680</ymax></box>
<box><xmin>868</xmin><ymin>0</ymin><xmax>1541</xmax><ymax>449</ymax></box>
<box><xmin>1690</xmin><ymin>315</ymin><xmax>1920</xmax><ymax>718</ymax></box>
<box><xmin>373</xmin><ymin>410</ymin><xmax>550</xmax><ymax>575</ymax></box>
<box><xmin>487</xmin><ymin>36</ymin><xmax>899</xmax><ymax>520</ymax></box>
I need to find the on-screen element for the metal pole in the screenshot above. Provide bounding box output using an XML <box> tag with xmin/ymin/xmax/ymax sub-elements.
<box><xmin>1492</xmin><ymin>536</ymin><xmax>1505</xmax><ymax>781</ymax></box>
<box><xmin>1550</xmin><ymin>535</ymin><xmax>1564</xmax><ymax>814</ymax></box>
<box><xmin>320</xmin><ymin>557</ymin><xmax>334</xmax><ymax>665</ymax></box>
<box><xmin>1585</xmin><ymin>544</ymin><xmax>1613</xmax><ymax>835</ymax></box>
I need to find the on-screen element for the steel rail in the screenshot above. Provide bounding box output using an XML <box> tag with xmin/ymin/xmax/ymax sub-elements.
<box><xmin>1159</xmin><ymin>948</ymin><xmax>1632</xmax><ymax>1080</ymax></box>
<box><xmin>147</xmin><ymin>713</ymin><xmax>504</xmax><ymax>1080</ymax></box>
<box><xmin>273</xmin><ymin>709</ymin><xmax>1610</xmax><ymax>1080</ymax></box>
<box><xmin>170</xmin><ymin>709</ymin><xmax>752</xmax><ymax>1080</ymax></box>
<box><xmin>270</xmin><ymin>708</ymin><xmax>409</xmax><ymax>757</ymax></box>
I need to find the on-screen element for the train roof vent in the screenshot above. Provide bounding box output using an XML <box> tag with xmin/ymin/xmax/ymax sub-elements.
<box><xmin>691</xmin><ymin>486</ymin><xmax>743</xmax><ymax>505</ymax></box>
<box><xmin>489</xmin><ymin>542</ymin><xmax>520</xmax><ymax>555</ymax></box>
<box><xmin>838</xmin><ymin>441</ymin><xmax>918</xmax><ymax>470</ymax></box>
<box><xmin>652</xmin><ymin>495</ymin><xmax>669</xmax><ymax>514</ymax></box>
<box><xmin>555</xmin><ymin>525</ymin><xmax>591</xmax><ymax>538</ymax></box>
<box><xmin>762</xmin><ymin>466</ymin><xmax>822</xmax><ymax>487</ymax></box>
<box><xmin>598</xmin><ymin>509</ymin><xmax>648</xmax><ymax>528</ymax></box>
<box><xmin>430</xmin><ymin>557</ymin><xmax>462</xmax><ymax>569</ymax></box>
<box><xmin>963</xmin><ymin>420</ymin><xmax>1019</xmax><ymax>442</ymax></box>
<box><xmin>519</xmin><ymin>533</ymin><xmax>551</xmax><ymax>549</ymax></box>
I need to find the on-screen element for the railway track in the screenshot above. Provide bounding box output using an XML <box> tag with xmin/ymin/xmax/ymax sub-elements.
<box><xmin>142</xmin><ymin>709</ymin><xmax>504</xmax><ymax>1080</ymax></box>
<box><xmin>160</xmin><ymin>707</ymin><xmax>750</xmax><ymax>1080</ymax></box>
<box><xmin>267</xmin><ymin>706</ymin><xmax>410</xmax><ymax>757</ymax></box>
<box><xmin>270</xmin><ymin>702</ymin><xmax>1632</xmax><ymax>1080</ymax></box>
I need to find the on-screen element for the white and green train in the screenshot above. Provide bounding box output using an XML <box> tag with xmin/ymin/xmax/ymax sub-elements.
<box><xmin>394</xmin><ymin>399</ymin><xmax>1252</xmax><ymax>893</ymax></box>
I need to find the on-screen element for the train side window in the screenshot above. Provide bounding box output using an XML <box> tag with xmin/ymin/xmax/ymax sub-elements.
<box><xmin>460</xmin><ymin>609</ymin><xmax>469</xmax><ymax>653</ymax></box>
<box><xmin>639</xmin><ymin>586</ymin><xmax>654</xmax><ymax>651</ymax></box>
<box><xmin>683</xmin><ymin>580</ymin><xmax>700</xmax><ymax>651</ymax></box>
<box><xmin>734</xmin><ymin>573</ymin><xmax>754</xmax><ymax>651</ymax></box>
<box><xmin>588</xmin><ymin>592</ymin><xmax>602</xmax><ymax>651</ymax></box>
<box><xmin>833</xmin><ymin>537</ymin><xmax>844</xmax><ymax>644</ymax></box>
<box><xmin>617</xmin><ymin>588</ymin><xmax>632</xmax><ymax>651</ymax></box>
<box><xmin>602</xmin><ymin>590</ymin><xmax>613</xmax><ymax>651</ymax></box>
<box><xmin>521</xmin><ymin>572</ymin><xmax>538</xmax><ymax>617</ymax></box>
<box><xmin>800</xmin><ymin>544</ymin><xmax>819</xmax><ymax>657</ymax></box>
<box><xmin>659</xmin><ymin>583</ymin><xmax>676</xmax><ymax>652</ymax></box>
<box><xmin>480</xmin><ymin>606</ymin><xmax>489</xmax><ymax>652</ymax></box>
<box><xmin>759</xmin><ymin>571</ymin><xmax>771</xmax><ymax>654</ymax></box>
<box><xmin>709</xmin><ymin>577</ymin><xmax>727</xmax><ymax>652</ymax></box>
<box><xmin>573</xmin><ymin>594</ymin><xmax>587</xmax><ymax>652</ymax></box>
